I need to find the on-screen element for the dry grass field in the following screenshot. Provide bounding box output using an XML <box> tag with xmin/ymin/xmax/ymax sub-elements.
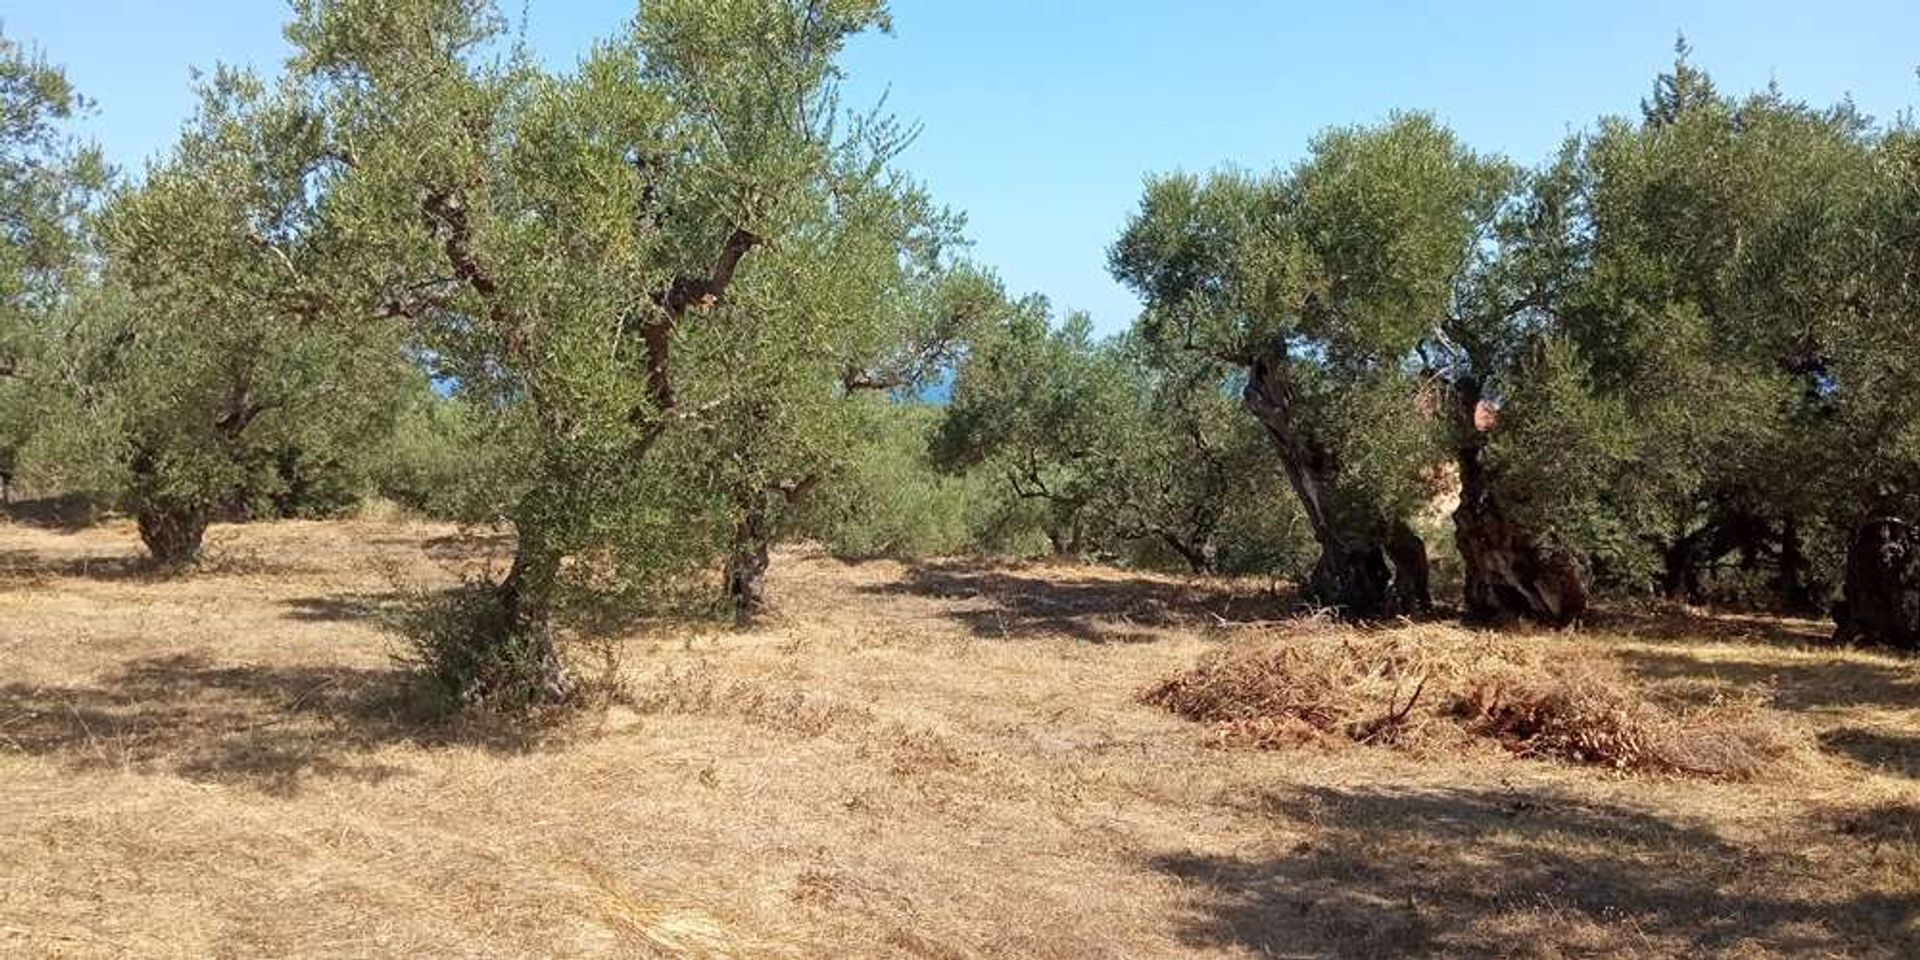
<box><xmin>1</xmin><ymin>514</ymin><xmax>1916</xmax><ymax>958</ymax></box>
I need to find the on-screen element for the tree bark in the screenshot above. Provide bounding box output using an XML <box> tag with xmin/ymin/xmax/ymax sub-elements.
<box><xmin>725</xmin><ymin>500</ymin><xmax>774</xmax><ymax>627</ymax></box>
<box><xmin>1661</xmin><ymin>527</ymin><xmax>1707</xmax><ymax>603</ymax></box>
<box><xmin>475</xmin><ymin>546</ymin><xmax>575</xmax><ymax>706</ymax></box>
<box><xmin>128</xmin><ymin>446</ymin><xmax>210</xmax><ymax>567</ymax></box>
<box><xmin>136</xmin><ymin>504</ymin><xmax>209</xmax><ymax>567</ymax></box>
<box><xmin>1242</xmin><ymin>341</ymin><xmax>1411</xmax><ymax>618</ymax></box>
<box><xmin>1451</xmin><ymin>377</ymin><xmax>1589</xmax><ymax>627</ymax></box>
<box><xmin>1775</xmin><ymin>514</ymin><xmax>1817</xmax><ymax>615</ymax></box>
<box><xmin>1833</xmin><ymin>516</ymin><xmax>1919</xmax><ymax>651</ymax></box>
<box><xmin>1386</xmin><ymin>519</ymin><xmax>1433</xmax><ymax>615</ymax></box>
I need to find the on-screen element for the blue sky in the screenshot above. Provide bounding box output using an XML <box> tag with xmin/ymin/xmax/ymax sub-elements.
<box><xmin>7</xmin><ymin>1</ymin><xmax>1917</xmax><ymax>331</ymax></box>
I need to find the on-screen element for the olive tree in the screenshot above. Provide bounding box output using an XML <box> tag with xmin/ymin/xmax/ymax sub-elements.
<box><xmin>934</xmin><ymin>302</ymin><xmax>1136</xmax><ymax>557</ymax></box>
<box><xmin>937</xmin><ymin>304</ymin><xmax>1308</xmax><ymax>575</ymax></box>
<box><xmin>0</xmin><ymin>28</ymin><xmax>109</xmax><ymax>505</ymax></box>
<box><xmin>687</xmin><ymin>181</ymin><xmax>986</xmax><ymax>624</ymax></box>
<box><xmin>291</xmin><ymin>0</ymin><xmax>918</xmax><ymax>706</ymax></box>
<box><xmin>23</xmin><ymin>66</ymin><xmax>402</xmax><ymax>565</ymax></box>
<box><xmin>1557</xmin><ymin>49</ymin><xmax>1900</xmax><ymax>613</ymax></box>
<box><xmin>1112</xmin><ymin>115</ymin><xmax>1508</xmax><ymax>617</ymax></box>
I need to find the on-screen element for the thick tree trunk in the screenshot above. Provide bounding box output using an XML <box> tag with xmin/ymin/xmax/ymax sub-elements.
<box><xmin>1044</xmin><ymin>527</ymin><xmax>1067</xmax><ymax>556</ymax></box>
<box><xmin>136</xmin><ymin>504</ymin><xmax>210</xmax><ymax>567</ymax></box>
<box><xmin>1775</xmin><ymin>515</ymin><xmax>1818</xmax><ymax>614</ymax></box>
<box><xmin>1833</xmin><ymin>516</ymin><xmax>1919</xmax><ymax>651</ymax></box>
<box><xmin>128</xmin><ymin>445</ymin><xmax>210</xmax><ymax>567</ymax></box>
<box><xmin>1044</xmin><ymin>515</ymin><xmax>1087</xmax><ymax>559</ymax></box>
<box><xmin>1242</xmin><ymin>342</ymin><xmax>1415</xmax><ymax>618</ymax></box>
<box><xmin>474</xmin><ymin>546</ymin><xmax>575</xmax><ymax>706</ymax></box>
<box><xmin>1306</xmin><ymin>546</ymin><xmax>1395</xmax><ymax>617</ymax></box>
<box><xmin>1451</xmin><ymin>378</ymin><xmax>1589</xmax><ymax>627</ymax></box>
<box><xmin>1661</xmin><ymin>529</ymin><xmax>1706</xmax><ymax>603</ymax></box>
<box><xmin>1387</xmin><ymin>519</ymin><xmax>1433</xmax><ymax>615</ymax></box>
<box><xmin>725</xmin><ymin>502</ymin><xmax>774</xmax><ymax>626</ymax></box>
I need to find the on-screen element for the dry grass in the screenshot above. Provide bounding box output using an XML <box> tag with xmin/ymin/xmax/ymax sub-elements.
<box><xmin>1144</xmin><ymin>628</ymin><xmax>1803</xmax><ymax>778</ymax></box>
<box><xmin>1</xmin><ymin>514</ymin><xmax>1916</xmax><ymax>958</ymax></box>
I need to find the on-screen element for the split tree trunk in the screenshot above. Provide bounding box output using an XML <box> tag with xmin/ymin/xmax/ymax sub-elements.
<box><xmin>1833</xmin><ymin>516</ymin><xmax>1919</xmax><ymax>651</ymax></box>
<box><xmin>1242</xmin><ymin>343</ymin><xmax>1420</xmax><ymax>619</ymax></box>
<box><xmin>1450</xmin><ymin>378</ymin><xmax>1589</xmax><ymax>627</ymax></box>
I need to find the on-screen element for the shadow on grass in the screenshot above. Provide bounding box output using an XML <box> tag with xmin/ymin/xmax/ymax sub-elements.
<box><xmin>855</xmin><ymin>559</ymin><xmax>1299</xmax><ymax>644</ymax></box>
<box><xmin>0</xmin><ymin>543</ymin><xmax>325</xmax><ymax>587</ymax></box>
<box><xmin>1820</xmin><ymin>727</ymin><xmax>1920</xmax><ymax>779</ymax></box>
<box><xmin>1151</xmin><ymin>785</ymin><xmax>1917</xmax><ymax>958</ymax></box>
<box><xmin>0</xmin><ymin>494</ymin><xmax>112</xmax><ymax>531</ymax></box>
<box><xmin>1618</xmin><ymin>647</ymin><xmax>1920</xmax><ymax>713</ymax></box>
<box><xmin>0</xmin><ymin>548</ymin><xmax>160</xmax><ymax>584</ymax></box>
<box><xmin>282</xmin><ymin>591</ymin><xmax>412</xmax><ymax>625</ymax></box>
<box><xmin>1590</xmin><ymin>606</ymin><xmax>1833</xmax><ymax>649</ymax></box>
<box><xmin>0</xmin><ymin>652</ymin><xmax>542</xmax><ymax>797</ymax></box>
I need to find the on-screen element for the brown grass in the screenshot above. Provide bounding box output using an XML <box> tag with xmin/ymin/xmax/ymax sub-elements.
<box><xmin>1144</xmin><ymin>629</ymin><xmax>1803</xmax><ymax>778</ymax></box>
<box><xmin>1</xmin><ymin>515</ymin><xmax>1916</xmax><ymax>958</ymax></box>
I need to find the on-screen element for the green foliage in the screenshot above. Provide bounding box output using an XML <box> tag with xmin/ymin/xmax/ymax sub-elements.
<box><xmin>1113</xmin><ymin>114</ymin><xmax>1506</xmax><ymax>613</ymax></box>
<box><xmin>279</xmin><ymin>0</ymin><xmax>943</xmax><ymax>701</ymax></box>
<box><xmin>935</xmin><ymin>301</ymin><xmax>1133</xmax><ymax>554</ymax></box>
<box><xmin>1533</xmin><ymin>51</ymin><xmax>1907</xmax><ymax>603</ymax></box>
<box><xmin>3</xmin><ymin>5</ymin><xmax>1915</xmax><ymax>691</ymax></box>
<box><xmin>365</xmin><ymin>380</ymin><xmax>519</xmax><ymax>520</ymax></box>
<box><xmin>66</xmin><ymin>68</ymin><xmax>408</xmax><ymax>562</ymax></box>
<box><xmin>937</xmin><ymin>297</ymin><xmax>1313</xmax><ymax>575</ymax></box>
<box><xmin>795</xmin><ymin>398</ymin><xmax>1038</xmax><ymax>559</ymax></box>
<box><xmin>0</xmin><ymin>27</ymin><xmax>109</xmax><ymax>493</ymax></box>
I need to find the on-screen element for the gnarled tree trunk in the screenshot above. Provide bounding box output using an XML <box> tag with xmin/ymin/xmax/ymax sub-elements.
<box><xmin>725</xmin><ymin>500</ymin><xmax>774</xmax><ymax>627</ymax></box>
<box><xmin>136</xmin><ymin>504</ymin><xmax>210</xmax><ymax>567</ymax></box>
<box><xmin>128</xmin><ymin>447</ymin><xmax>210</xmax><ymax>567</ymax></box>
<box><xmin>472</xmin><ymin>546</ymin><xmax>575</xmax><ymax>706</ymax></box>
<box><xmin>1243</xmin><ymin>342</ymin><xmax>1420</xmax><ymax>619</ymax></box>
<box><xmin>1833</xmin><ymin>516</ymin><xmax>1919</xmax><ymax>651</ymax></box>
<box><xmin>1386</xmin><ymin>518</ymin><xmax>1432</xmax><ymax>614</ymax></box>
<box><xmin>1451</xmin><ymin>377</ymin><xmax>1589</xmax><ymax>627</ymax></box>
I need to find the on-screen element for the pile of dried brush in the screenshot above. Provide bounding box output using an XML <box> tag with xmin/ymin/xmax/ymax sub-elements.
<box><xmin>1142</xmin><ymin>627</ymin><xmax>1800</xmax><ymax>778</ymax></box>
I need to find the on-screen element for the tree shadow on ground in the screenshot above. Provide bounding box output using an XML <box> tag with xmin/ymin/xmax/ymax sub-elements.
<box><xmin>0</xmin><ymin>548</ymin><xmax>159</xmax><ymax>584</ymax></box>
<box><xmin>857</xmin><ymin>559</ymin><xmax>1300</xmax><ymax>644</ymax></box>
<box><xmin>1617</xmin><ymin>646</ymin><xmax>1919</xmax><ymax>713</ymax></box>
<box><xmin>0</xmin><ymin>544</ymin><xmax>324</xmax><ymax>587</ymax></box>
<box><xmin>422</xmin><ymin>532</ymin><xmax>514</xmax><ymax>562</ymax></box>
<box><xmin>0</xmin><ymin>494</ymin><xmax>112</xmax><ymax>531</ymax></box>
<box><xmin>1820</xmin><ymin>727</ymin><xmax>1920</xmax><ymax>779</ymax></box>
<box><xmin>282</xmin><ymin>591</ymin><xmax>412</xmax><ymax>625</ymax></box>
<box><xmin>1589</xmin><ymin>606</ymin><xmax>1834</xmax><ymax>649</ymax></box>
<box><xmin>0</xmin><ymin>653</ymin><xmax>540</xmax><ymax>797</ymax></box>
<box><xmin>1149</xmin><ymin>784</ymin><xmax>1917</xmax><ymax>959</ymax></box>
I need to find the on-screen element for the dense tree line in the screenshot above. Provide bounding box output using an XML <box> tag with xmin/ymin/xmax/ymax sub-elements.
<box><xmin>1109</xmin><ymin>45</ymin><xmax>1919</xmax><ymax>642</ymax></box>
<box><xmin>1</xmin><ymin>10</ymin><xmax>1915</xmax><ymax>717</ymax></box>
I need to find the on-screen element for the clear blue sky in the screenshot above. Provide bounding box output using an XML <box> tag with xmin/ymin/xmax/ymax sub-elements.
<box><xmin>6</xmin><ymin>1</ymin><xmax>1917</xmax><ymax>331</ymax></box>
